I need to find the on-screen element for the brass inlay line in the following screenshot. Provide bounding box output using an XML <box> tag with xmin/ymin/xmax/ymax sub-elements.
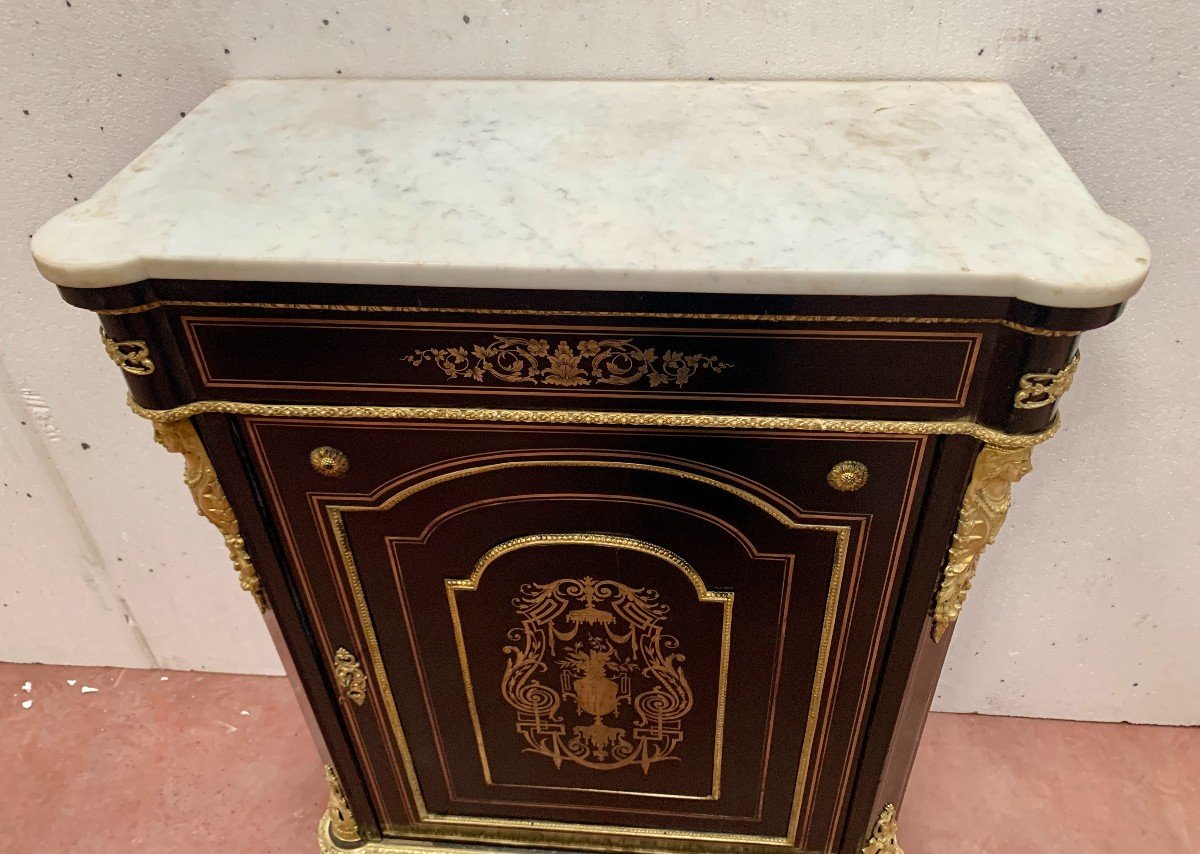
<box><xmin>97</xmin><ymin>298</ymin><xmax>1081</xmax><ymax>336</ymax></box>
<box><xmin>387</xmin><ymin>481</ymin><xmax>798</xmax><ymax>809</ymax></box>
<box><xmin>446</xmin><ymin>534</ymin><xmax>732</xmax><ymax>798</ymax></box>
<box><xmin>182</xmin><ymin>316</ymin><xmax>980</xmax><ymax>408</ymax></box>
<box><xmin>327</xmin><ymin>506</ymin><xmax>429</xmax><ymax>819</ymax></box>
<box><xmin>127</xmin><ymin>396</ymin><xmax>1059</xmax><ymax>451</ymax></box>
<box><xmin>322</xmin><ymin>457</ymin><xmax>850</xmax><ymax>849</ymax></box>
<box><xmin>788</xmin><ymin>523</ymin><xmax>850</xmax><ymax>845</ymax></box>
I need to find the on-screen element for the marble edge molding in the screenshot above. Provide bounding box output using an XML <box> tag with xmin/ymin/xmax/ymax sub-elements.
<box><xmin>31</xmin><ymin>243</ymin><xmax>1150</xmax><ymax>310</ymax></box>
<box><xmin>29</xmin><ymin>77</ymin><xmax>1150</xmax><ymax>309</ymax></box>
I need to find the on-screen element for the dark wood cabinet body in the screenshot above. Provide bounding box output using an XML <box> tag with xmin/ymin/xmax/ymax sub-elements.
<box><xmin>67</xmin><ymin>279</ymin><xmax>1105</xmax><ymax>854</ymax></box>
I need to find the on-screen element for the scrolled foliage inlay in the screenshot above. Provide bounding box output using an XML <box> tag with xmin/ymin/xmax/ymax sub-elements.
<box><xmin>404</xmin><ymin>336</ymin><xmax>731</xmax><ymax>389</ymax></box>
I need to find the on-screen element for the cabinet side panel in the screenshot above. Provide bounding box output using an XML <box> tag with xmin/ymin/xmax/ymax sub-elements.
<box><xmin>191</xmin><ymin>412</ymin><xmax>390</xmax><ymax>839</ymax></box>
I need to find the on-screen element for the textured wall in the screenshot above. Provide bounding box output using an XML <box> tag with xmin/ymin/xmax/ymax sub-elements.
<box><xmin>2</xmin><ymin>0</ymin><xmax>1197</xmax><ymax>723</ymax></box>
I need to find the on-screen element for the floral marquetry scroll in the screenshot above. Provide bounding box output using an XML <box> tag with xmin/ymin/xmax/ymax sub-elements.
<box><xmin>404</xmin><ymin>336</ymin><xmax>731</xmax><ymax>388</ymax></box>
<box><xmin>447</xmin><ymin>532</ymin><xmax>733</xmax><ymax>791</ymax></box>
<box><xmin>503</xmin><ymin>575</ymin><xmax>691</xmax><ymax>773</ymax></box>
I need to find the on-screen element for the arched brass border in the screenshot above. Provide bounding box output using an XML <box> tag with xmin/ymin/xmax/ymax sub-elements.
<box><xmin>322</xmin><ymin>457</ymin><xmax>850</xmax><ymax>850</ymax></box>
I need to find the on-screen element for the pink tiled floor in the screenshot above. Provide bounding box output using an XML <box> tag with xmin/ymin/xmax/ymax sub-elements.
<box><xmin>4</xmin><ymin>662</ymin><xmax>1197</xmax><ymax>852</ymax></box>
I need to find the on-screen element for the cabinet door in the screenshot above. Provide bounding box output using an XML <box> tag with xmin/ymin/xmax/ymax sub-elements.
<box><xmin>242</xmin><ymin>417</ymin><xmax>931</xmax><ymax>853</ymax></box>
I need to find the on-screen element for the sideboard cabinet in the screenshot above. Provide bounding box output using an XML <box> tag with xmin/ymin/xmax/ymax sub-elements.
<box><xmin>33</xmin><ymin>80</ymin><xmax>1148</xmax><ymax>854</ymax></box>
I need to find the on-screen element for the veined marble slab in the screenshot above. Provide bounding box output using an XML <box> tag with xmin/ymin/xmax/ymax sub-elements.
<box><xmin>33</xmin><ymin>79</ymin><xmax>1148</xmax><ymax>308</ymax></box>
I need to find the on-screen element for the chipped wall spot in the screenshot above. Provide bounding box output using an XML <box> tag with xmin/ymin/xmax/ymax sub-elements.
<box><xmin>1001</xmin><ymin>27</ymin><xmax>1042</xmax><ymax>43</ymax></box>
<box><xmin>19</xmin><ymin>388</ymin><xmax>62</xmax><ymax>442</ymax></box>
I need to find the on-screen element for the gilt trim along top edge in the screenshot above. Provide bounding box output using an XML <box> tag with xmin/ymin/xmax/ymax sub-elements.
<box><xmin>92</xmin><ymin>299</ymin><xmax>1084</xmax><ymax>337</ymax></box>
<box><xmin>126</xmin><ymin>396</ymin><xmax>1060</xmax><ymax>450</ymax></box>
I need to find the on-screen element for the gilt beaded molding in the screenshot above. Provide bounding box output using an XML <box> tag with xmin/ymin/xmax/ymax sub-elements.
<box><xmin>126</xmin><ymin>396</ymin><xmax>1059</xmax><ymax>451</ymax></box>
<box><xmin>133</xmin><ymin>396</ymin><xmax>1052</xmax><ymax>646</ymax></box>
<box><xmin>95</xmin><ymin>298</ymin><xmax>1084</xmax><ymax>338</ymax></box>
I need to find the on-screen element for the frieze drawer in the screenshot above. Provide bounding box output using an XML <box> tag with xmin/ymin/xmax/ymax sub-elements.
<box><xmin>175</xmin><ymin>313</ymin><xmax>984</xmax><ymax>418</ymax></box>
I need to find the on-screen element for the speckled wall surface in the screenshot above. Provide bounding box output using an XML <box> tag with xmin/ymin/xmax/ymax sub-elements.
<box><xmin>1</xmin><ymin>1</ymin><xmax>1196</xmax><ymax>724</ymax></box>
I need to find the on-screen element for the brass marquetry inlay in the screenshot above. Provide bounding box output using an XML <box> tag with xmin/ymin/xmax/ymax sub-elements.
<box><xmin>151</xmin><ymin>419</ymin><xmax>266</xmax><ymax>611</ymax></box>
<box><xmin>448</xmin><ymin>533</ymin><xmax>733</xmax><ymax>798</ymax></box>
<box><xmin>827</xmin><ymin>460</ymin><xmax>869</xmax><ymax>492</ymax></box>
<box><xmin>334</xmin><ymin>647</ymin><xmax>368</xmax><ymax>706</ymax></box>
<box><xmin>310</xmin><ymin>445</ymin><xmax>350</xmax><ymax>478</ymax></box>
<box><xmin>404</xmin><ymin>336</ymin><xmax>731</xmax><ymax>388</ymax></box>
<box><xmin>506</xmin><ymin>575</ymin><xmax>692</xmax><ymax>773</ymax></box>
<box><xmin>324</xmin><ymin>764</ymin><xmax>362</xmax><ymax>844</ymax></box>
<box><xmin>862</xmin><ymin>804</ymin><xmax>904</xmax><ymax>854</ymax></box>
<box><xmin>1014</xmin><ymin>351</ymin><xmax>1080</xmax><ymax>409</ymax></box>
<box><xmin>932</xmin><ymin>445</ymin><xmax>1035</xmax><ymax>641</ymax></box>
<box><xmin>100</xmin><ymin>326</ymin><xmax>155</xmax><ymax>375</ymax></box>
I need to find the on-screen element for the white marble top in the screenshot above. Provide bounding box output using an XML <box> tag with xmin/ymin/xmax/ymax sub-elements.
<box><xmin>33</xmin><ymin>79</ymin><xmax>1148</xmax><ymax>308</ymax></box>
